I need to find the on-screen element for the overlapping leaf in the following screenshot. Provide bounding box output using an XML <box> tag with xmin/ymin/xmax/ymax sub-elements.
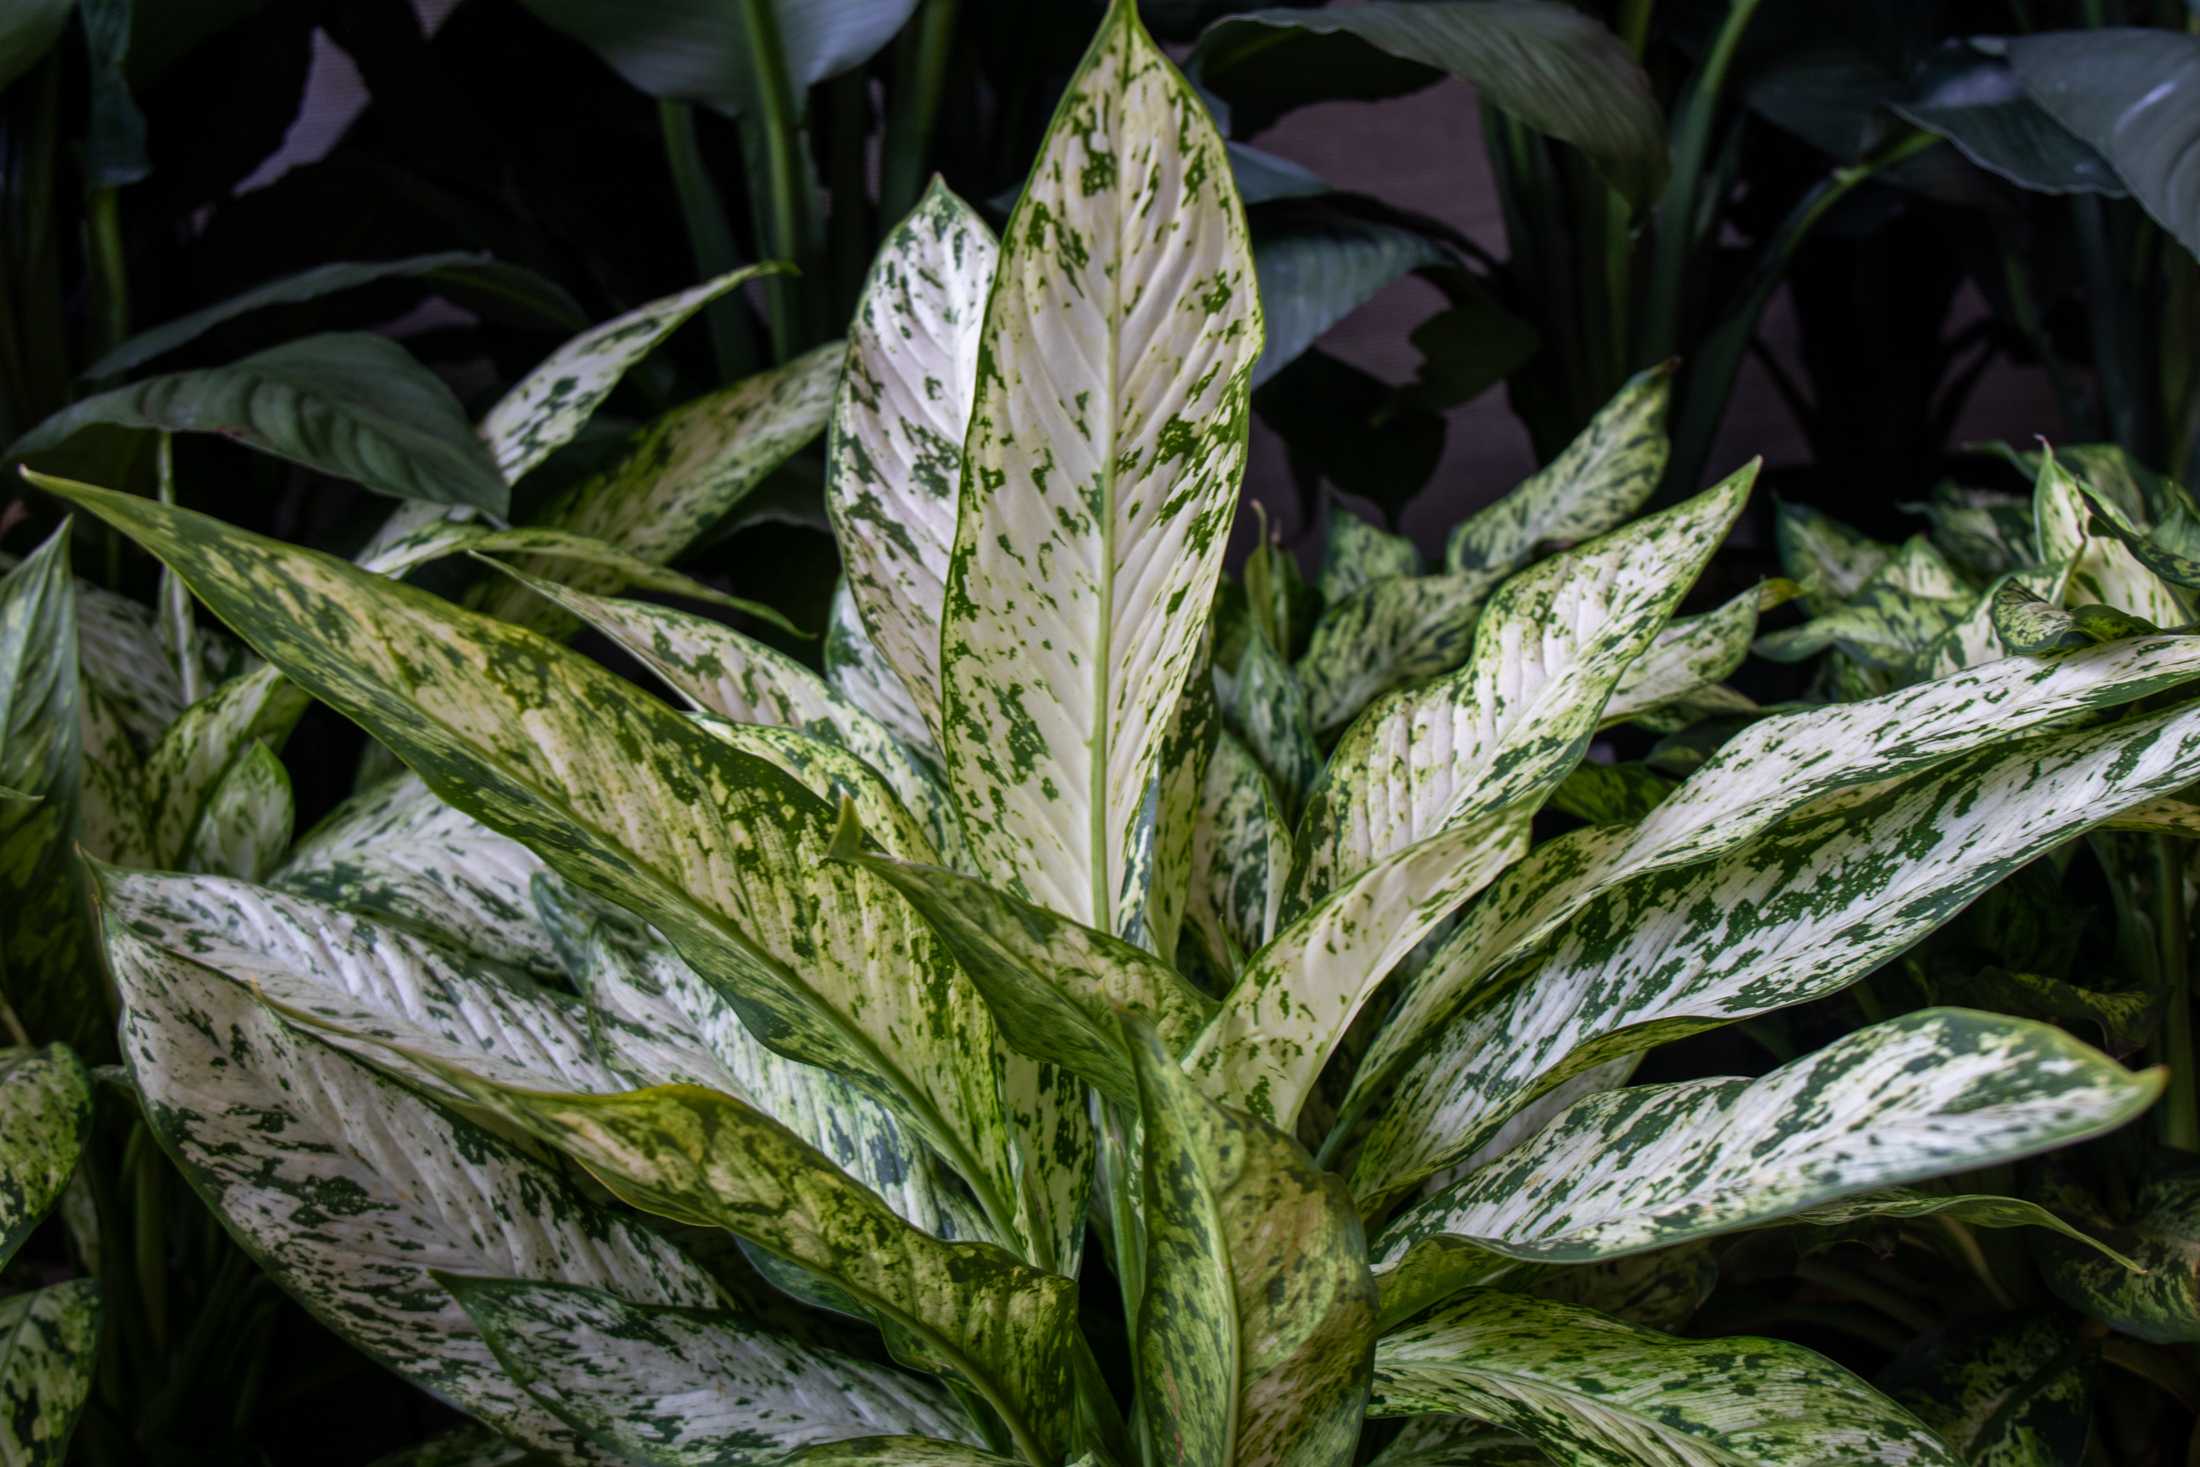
<box><xmin>0</xmin><ymin>1046</ymin><xmax>90</xmax><ymax>1269</ymax></box>
<box><xmin>0</xmin><ymin>1280</ymin><xmax>99</xmax><ymax>1467</ymax></box>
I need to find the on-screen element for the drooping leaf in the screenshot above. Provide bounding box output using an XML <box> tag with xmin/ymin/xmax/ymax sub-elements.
<box><xmin>14</xmin><ymin>334</ymin><xmax>511</xmax><ymax>511</ymax></box>
<box><xmin>1891</xmin><ymin>41</ymin><xmax>2125</xmax><ymax>198</ymax></box>
<box><xmin>101</xmin><ymin>923</ymin><xmax>717</xmax><ymax>1457</ymax></box>
<box><xmin>939</xmin><ymin>0</ymin><xmax>1261</xmax><ymax>937</ymax></box>
<box><xmin>445</xmin><ymin>1276</ymin><xmax>976</xmax><ymax>1463</ymax></box>
<box><xmin>85</xmin><ymin>253</ymin><xmax>589</xmax><ymax>380</ymax></box>
<box><xmin>0</xmin><ymin>526</ymin><xmax>101</xmax><ymax>1053</ymax></box>
<box><xmin>479</xmin><ymin>264</ymin><xmax>780</xmax><ymax>484</ymax></box>
<box><xmin>2034</xmin><ymin>1153</ymin><xmax>2200</xmax><ymax>1344</ymax></box>
<box><xmin>0</xmin><ymin>1280</ymin><xmax>99</xmax><ymax>1467</ymax></box>
<box><xmin>1129</xmin><ymin>1019</ymin><xmax>1376</xmax><ymax>1467</ymax></box>
<box><xmin>1191</xmin><ymin>2</ymin><xmax>1667</xmax><ymax>208</ymax></box>
<box><xmin>0</xmin><ymin>1046</ymin><xmax>91</xmax><ymax>1270</ymax></box>
<box><xmin>2008</xmin><ymin>30</ymin><xmax>2200</xmax><ymax>261</ymax></box>
<box><xmin>1293</xmin><ymin>467</ymin><xmax>1751</xmax><ymax>908</ymax></box>
<box><xmin>1249</xmin><ymin>200</ymin><xmax>1458</xmax><ymax>389</ymax></box>
<box><xmin>472</xmin><ymin>341</ymin><xmax>841</xmax><ymax>634</ymax></box>
<box><xmin>826</xmin><ymin>179</ymin><xmax>997</xmax><ymax>745</ymax></box>
<box><xmin>1350</xmin><ymin>692</ymin><xmax>2200</xmax><ymax>1208</ymax></box>
<box><xmin>1373</xmin><ymin>1009</ymin><xmax>2159</xmax><ymax>1288</ymax></box>
<box><xmin>1371</xmin><ymin>1290</ymin><xmax>1958</xmax><ymax>1466</ymax></box>
<box><xmin>182</xmin><ymin>738</ymin><xmax>292</xmax><ymax>880</ymax></box>
<box><xmin>1880</xmin><ymin>1313</ymin><xmax>2096</xmax><ymax>1467</ymax></box>
<box><xmin>42</xmin><ymin>475</ymin><xmax>1066</xmax><ymax>1275</ymax></box>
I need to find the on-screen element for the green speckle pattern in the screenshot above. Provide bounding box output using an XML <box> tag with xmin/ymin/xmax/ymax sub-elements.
<box><xmin>0</xmin><ymin>1046</ymin><xmax>91</xmax><ymax>1270</ymax></box>
<box><xmin>0</xmin><ymin>1280</ymin><xmax>99</xmax><ymax>1467</ymax></box>
<box><xmin>182</xmin><ymin>738</ymin><xmax>292</xmax><ymax>880</ymax></box>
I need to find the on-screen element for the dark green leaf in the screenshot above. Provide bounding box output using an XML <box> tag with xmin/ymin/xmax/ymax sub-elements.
<box><xmin>2009</xmin><ymin>30</ymin><xmax>2200</xmax><ymax>260</ymax></box>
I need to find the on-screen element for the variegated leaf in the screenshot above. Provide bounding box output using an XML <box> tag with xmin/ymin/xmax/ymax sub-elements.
<box><xmin>1601</xmin><ymin>580</ymin><xmax>1788</xmax><ymax>729</ymax></box>
<box><xmin>1294</xmin><ymin>468</ymin><xmax>1752</xmax><ymax>909</ymax></box>
<box><xmin>1547</xmin><ymin>762</ymin><xmax>1671</xmax><ymax>826</ymax></box>
<box><xmin>1349</xmin><ymin>632</ymin><xmax>2200</xmax><ymax>1133</ymax></box>
<box><xmin>473</xmin><ymin>341</ymin><xmax>841</xmax><ymax>635</ymax></box>
<box><xmin>1185</xmin><ymin>806</ymin><xmax>1530</xmax><ymax>1127</ymax></box>
<box><xmin>77</xmin><ymin>681</ymin><xmax>152</xmax><ymax>867</ymax></box>
<box><xmin>1444</xmin><ymin>362</ymin><xmax>1673</xmax><ymax>582</ymax></box>
<box><xmin>538</xmin><ymin>897</ymin><xmax>992</xmax><ymax>1246</ymax></box>
<box><xmin>276</xmin><ymin>772</ymin><xmax>568</xmax><ymax>979</ymax></box>
<box><xmin>939</xmin><ymin>0</ymin><xmax>1261</xmax><ymax>936</ymax></box>
<box><xmin>2033</xmin><ymin>1155</ymin><xmax>2200</xmax><ymax>1344</ymax></box>
<box><xmin>1881</xmin><ymin>1313</ymin><xmax>2093</xmax><ymax>1467</ymax></box>
<box><xmin>480</xmin><ymin>264</ymin><xmax>781</xmax><ymax>484</ymax></box>
<box><xmin>1911</xmin><ymin>566</ymin><xmax>2072</xmax><ymax>685</ymax></box>
<box><xmin>1350</xmin><ymin>693</ymin><xmax>2200</xmax><ymax>1208</ymax></box>
<box><xmin>1371</xmin><ymin>1290</ymin><xmax>1958</xmax><ymax>1466</ymax></box>
<box><xmin>827</xmin><ymin>180</ymin><xmax>997</xmax><ymax>745</ymax></box>
<box><xmin>1225</xmin><ymin>625</ymin><xmax>1319</xmax><ymax>821</ymax></box>
<box><xmin>142</xmin><ymin>661</ymin><xmax>310</xmax><ymax>868</ymax></box>
<box><xmin>0</xmin><ymin>1280</ymin><xmax>99</xmax><ymax>1467</ymax></box>
<box><xmin>2034</xmin><ymin>445</ymin><xmax>2189</xmax><ymax>628</ymax></box>
<box><xmin>183</xmin><ymin>739</ymin><xmax>292</xmax><ymax>880</ymax></box>
<box><xmin>1132</xmin><ymin>627</ymin><xmax>1221</xmax><ymax>962</ymax></box>
<box><xmin>352</xmin><ymin>1047</ymin><xmax>1079</xmax><ymax>1466</ymax></box>
<box><xmin>1992</xmin><ymin>579</ymin><xmax>2158</xmax><ymax>655</ymax></box>
<box><xmin>0</xmin><ymin>1046</ymin><xmax>91</xmax><ymax>1269</ymax></box>
<box><xmin>826</xmin><ymin>584</ymin><xmax>938</xmax><ymax>756</ymax></box>
<box><xmin>1753</xmin><ymin>536</ymin><xmax>1971</xmax><ymax>672</ymax></box>
<box><xmin>1775</xmin><ymin>500</ymin><xmax>1893</xmax><ymax>615</ymax></box>
<box><xmin>1294</xmin><ymin>573</ymin><xmax>1486</xmax><ymax>738</ymax></box>
<box><xmin>103</xmin><ymin>923</ymin><xmax>716</xmax><ymax>1458</ymax></box>
<box><xmin>1129</xmin><ymin>1019</ymin><xmax>1376</xmax><ymax>1467</ymax></box>
<box><xmin>1915</xmin><ymin>484</ymin><xmax>2036</xmax><ymax>581</ymax></box>
<box><xmin>1368</xmin><ymin>1419</ymin><xmax>1546</xmax><ymax>1467</ymax></box>
<box><xmin>0</xmin><ymin>525</ymin><xmax>101</xmax><ymax>1053</ymax></box>
<box><xmin>708</xmin><ymin>722</ymin><xmax>941</xmax><ymax>864</ymax></box>
<box><xmin>446</xmin><ymin>1276</ymin><xmax>976</xmax><ymax>1462</ymax></box>
<box><xmin>496</xmin><ymin>567</ymin><xmax>959</xmax><ymax>864</ymax></box>
<box><xmin>1184</xmin><ymin>732</ymin><xmax>1289</xmax><ymax>980</ymax></box>
<box><xmin>782</xmin><ymin>1441</ymin><xmax>1026</xmax><ymax>1467</ymax></box>
<box><xmin>1320</xmin><ymin>502</ymin><xmax>1420</xmax><ymax>602</ymax></box>
<box><xmin>44</xmin><ymin>475</ymin><xmax>1065</xmax><ymax>1275</ymax></box>
<box><xmin>367</xmin><ymin>1425</ymin><xmax>559</xmax><ymax>1467</ymax></box>
<box><xmin>1373</xmin><ymin>1009</ymin><xmax>2159</xmax><ymax>1285</ymax></box>
<box><xmin>831</xmin><ymin>808</ymin><xmax>1215</xmax><ymax>1106</ymax></box>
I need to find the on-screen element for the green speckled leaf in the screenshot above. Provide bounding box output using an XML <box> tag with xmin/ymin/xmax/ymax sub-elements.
<box><xmin>2034</xmin><ymin>446</ymin><xmax>2188</xmax><ymax>628</ymax></box>
<box><xmin>1129</xmin><ymin>1018</ymin><xmax>1376</xmax><ymax>1467</ymax></box>
<box><xmin>348</xmin><ymin>1050</ymin><xmax>1078</xmax><ymax>1467</ymax></box>
<box><xmin>77</xmin><ymin>680</ymin><xmax>152</xmax><ymax>867</ymax></box>
<box><xmin>1350</xmin><ymin>693</ymin><xmax>2200</xmax><ymax>1209</ymax></box>
<box><xmin>1602</xmin><ymin>581</ymin><xmax>1786</xmax><ymax>729</ymax></box>
<box><xmin>479</xmin><ymin>265</ymin><xmax>780</xmax><ymax>484</ymax></box>
<box><xmin>1294</xmin><ymin>573</ymin><xmax>1487</xmax><ymax>738</ymax></box>
<box><xmin>940</xmin><ymin>0</ymin><xmax>1262</xmax><ymax>936</ymax></box>
<box><xmin>828</xmin><ymin>181</ymin><xmax>997</xmax><ymax>745</ymax></box>
<box><xmin>1374</xmin><ymin>1010</ymin><xmax>2159</xmax><ymax>1283</ymax></box>
<box><xmin>1320</xmin><ymin>503</ymin><xmax>1419</xmax><ymax>602</ymax></box>
<box><xmin>276</xmin><ymin>772</ymin><xmax>569</xmax><ymax>978</ymax></box>
<box><xmin>15</xmin><ymin>334</ymin><xmax>510</xmax><ymax>511</ymax></box>
<box><xmin>366</xmin><ymin>1426</ymin><xmax>560</xmax><ymax>1467</ymax></box>
<box><xmin>781</xmin><ymin>1440</ymin><xmax>1027</xmax><ymax>1467</ymax></box>
<box><xmin>1184</xmin><ymin>732</ymin><xmax>1290</xmax><ymax>980</ymax></box>
<box><xmin>101</xmin><ymin>922</ymin><xmax>716</xmax><ymax>1457</ymax></box>
<box><xmin>0</xmin><ymin>525</ymin><xmax>97</xmax><ymax>1052</ymax></box>
<box><xmin>446</xmin><ymin>1275</ymin><xmax>976</xmax><ymax>1463</ymax></box>
<box><xmin>2034</xmin><ymin>1154</ymin><xmax>2200</xmax><ymax>1343</ymax></box>
<box><xmin>1224</xmin><ymin>624</ymin><xmax>1320</xmax><ymax>822</ymax></box>
<box><xmin>832</xmin><ymin>807</ymin><xmax>1215</xmax><ymax>1106</ymax></box>
<box><xmin>826</xmin><ymin>584</ymin><xmax>938</xmax><ymax>756</ymax></box>
<box><xmin>41</xmin><ymin>474</ymin><xmax>1064</xmax><ymax>1276</ymax></box>
<box><xmin>1775</xmin><ymin>500</ymin><xmax>1894</xmax><ymax>616</ymax></box>
<box><xmin>142</xmin><ymin>660</ymin><xmax>310</xmax><ymax>869</ymax></box>
<box><xmin>1368</xmin><ymin>1420</ymin><xmax>1546</xmax><ymax>1467</ymax></box>
<box><xmin>0</xmin><ymin>1046</ymin><xmax>90</xmax><ymax>1269</ymax></box>
<box><xmin>1444</xmin><ymin>363</ymin><xmax>1673</xmax><ymax>581</ymax></box>
<box><xmin>1754</xmin><ymin>537</ymin><xmax>1971</xmax><ymax>673</ymax></box>
<box><xmin>1349</xmin><ymin>633</ymin><xmax>2200</xmax><ymax>1139</ymax></box>
<box><xmin>1295</xmin><ymin>468</ymin><xmax>1751</xmax><ymax>909</ymax></box>
<box><xmin>1372</xmin><ymin>1290</ymin><xmax>1958</xmax><ymax>1466</ymax></box>
<box><xmin>474</xmin><ymin>341</ymin><xmax>841</xmax><ymax>635</ymax></box>
<box><xmin>183</xmin><ymin>739</ymin><xmax>292</xmax><ymax>880</ymax></box>
<box><xmin>0</xmin><ymin>1280</ymin><xmax>98</xmax><ymax>1467</ymax></box>
<box><xmin>1547</xmin><ymin>762</ymin><xmax>1672</xmax><ymax>826</ymax></box>
<box><xmin>1881</xmin><ymin>1313</ymin><xmax>2093</xmax><ymax>1467</ymax></box>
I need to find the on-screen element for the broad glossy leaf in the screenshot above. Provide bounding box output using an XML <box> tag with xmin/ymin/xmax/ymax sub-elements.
<box><xmin>1351</xmin><ymin>692</ymin><xmax>2200</xmax><ymax>1208</ymax></box>
<box><xmin>0</xmin><ymin>1280</ymin><xmax>98</xmax><ymax>1467</ymax></box>
<box><xmin>183</xmin><ymin>739</ymin><xmax>291</xmax><ymax>880</ymax></box>
<box><xmin>1320</xmin><ymin>503</ymin><xmax>1419</xmax><ymax>603</ymax></box>
<box><xmin>1547</xmin><ymin>762</ymin><xmax>1672</xmax><ymax>826</ymax></box>
<box><xmin>276</xmin><ymin>772</ymin><xmax>568</xmax><ymax>978</ymax></box>
<box><xmin>1250</xmin><ymin>202</ymin><xmax>1456</xmax><ymax>388</ymax></box>
<box><xmin>473</xmin><ymin>341</ymin><xmax>841</xmax><ymax>634</ymax></box>
<box><xmin>1881</xmin><ymin>1313</ymin><xmax>2094</xmax><ymax>1467</ymax></box>
<box><xmin>1910</xmin><ymin>567</ymin><xmax>2072</xmax><ymax>684</ymax></box>
<box><xmin>2009</xmin><ymin>30</ymin><xmax>2200</xmax><ymax>260</ymax></box>
<box><xmin>1892</xmin><ymin>42</ymin><xmax>2124</xmax><ymax>198</ymax></box>
<box><xmin>446</xmin><ymin>1276</ymin><xmax>975</xmax><ymax>1462</ymax></box>
<box><xmin>1914</xmin><ymin>484</ymin><xmax>2037</xmax><ymax>581</ymax></box>
<box><xmin>1445</xmin><ymin>362</ymin><xmax>1674</xmax><ymax>580</ymax></box>
<box><xmin>831</xmin><ymin>809</ymin><xmax>1215</xmax><ymax>1106</ymax></box>
<box><xmin>1351</xmin><ymin>632</ymin><xmax>2200</xmax><ymax>1126</ymax></box>
<box><xmin>14</xmin><ymin>334</ymin><xmax>510</xmax><ymax>511</ymax></box>
<box><xmin>103</xmin><ymin>924</ymin><xmax>716</xmax><ymax>1456</ymax></box>
<box><xmin>1130</xmin><ymin>1020</ymin><xmax>1376</xmax><ymax>1467</ymax></box>
<box><xmin>142</xmin><ymin>661</ymin><xmax>310</xmax><ymax>868</ymax></box>
<box><xmin>1191</xmin><ymin>3</ymin><xmax>1666</xmax><ymax>208</ymax></box>
<box><xmin>0</xmin><ymin>525</ymin><xmax>97</xmax><ymax>1052</ymax></box>
<box><xmin>0</xmin><ymin>1046</ymin><xmax>91</xmax><ymax>1269</ymax></box>
<box><xmin>827</xmin><ymin>180</ymin><xmax>997</xmax><ymax>744</ymax></box>
<box><xmin>366</xmin><ymin>1054</ymin><xmax>1079</xmax><ymax>1466</ymax></box>
<box><xmin>1371</xmin><ymin>1290</ymin><xmax>1957</xmax><ymax>1466</ymax></box>
<box><xmin>940</xmin><ymin>0</ymin><xmax>1261</xmax><ymax>936</ymax></box>
<box><xmin>86</xmin><ymin>253</ymin><xmax>589</xmax><ymax>380</ymax></box>
<box><xmin>43</xmin><ymin>476</ymin><xmax>1062</xmax><ymax>1273</ymax></box>
<box><xmin>480</xmin><ymin>265</ymin><xmax>779</xmax><ymax>484</ymax></box>
<box><xmin>1374</xmin><ymin>1009</ymin><xmax>2160</xmax><ymax>1281</ymax></box>
<box><xmin>1133</xmin><ymin>627</ymin><xmax>1223</xmax><ymax>962</ymax></box>
<box><xmin>76</xmin><ymin>681</ymin><xmax>151</xmax><ymax>867</ymax></box>
<box><xmin>1294</xmin><ymin>468</ymin><xmax>1751</xmax><ymax>908</ymax></box>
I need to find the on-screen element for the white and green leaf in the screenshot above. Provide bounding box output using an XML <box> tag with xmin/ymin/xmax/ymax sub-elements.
<box><xmin>183</xmin><ymin>738</ymin><xmax>292</xmax><ymax>880</ymax></box>
<box><xmin>0</xmin><ymin>1280</ymin><xmax>99</xmax><ymax>1467</ymax></box>
<box><xmin>0</xmin><ymin>1046</ymin><xmax>91</xmax><ymax>1269</ymax></box>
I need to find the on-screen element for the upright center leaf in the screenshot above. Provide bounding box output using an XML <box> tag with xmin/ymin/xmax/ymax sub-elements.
<box><xmin>941</xmin><ymin>0</ymin><xmax>1262</xmax><ymax>935</ymax></box>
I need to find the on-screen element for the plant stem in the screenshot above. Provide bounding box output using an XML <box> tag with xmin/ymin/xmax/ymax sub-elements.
<box><xmin>736</xmin><ymin>0</ymin><xmax>811</xmax><ymax>361</ymax></box>
<box><xmin>155</xmin><ymin>435</ymin><xmax>203</xmax><ymax>706</ymax></box>
<box><xmin>658</xmin><ymin>99</ymin><xmax>757</xmax><ymax>382</ymax></box>
<box><xmin>86</xmin><ymin>186</ymin><xmax>128</xmax><ymax>360</ymax></box>
<box><xmin>880</xmin><ymin>0</ymin><xmax>960</xmax><ymax>226</ymax></box>
<box><xmin>1617</xmin><ymin>0</ymin><xmax>1654</xmax><ymax>55</ymax></box>
<box><xmin>2156</xmin><ymin>834</ymin><xmax>2197</xmax><ymax>1149</ymax></box>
